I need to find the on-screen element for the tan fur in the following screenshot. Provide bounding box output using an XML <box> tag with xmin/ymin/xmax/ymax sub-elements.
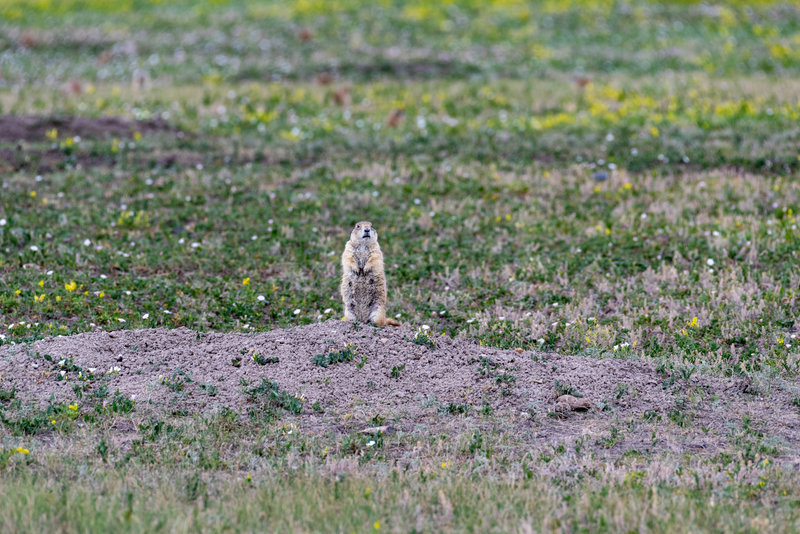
<box><xmin>340</xmin><ymin>221</ymin><xmax>401</xmax><ymax>327</ymax></box>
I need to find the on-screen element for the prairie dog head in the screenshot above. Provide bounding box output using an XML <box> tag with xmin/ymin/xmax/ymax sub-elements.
<box><xmin>350</xmin><ymin>221</ymin><xmax>377</xmax><ymax>244</ymax></box>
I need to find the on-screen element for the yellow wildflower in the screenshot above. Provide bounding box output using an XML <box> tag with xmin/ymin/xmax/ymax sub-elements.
<box><xmin>243</xmin><ymin>277</ymin><xmax>251</xmax><ymax>285</ymax></box>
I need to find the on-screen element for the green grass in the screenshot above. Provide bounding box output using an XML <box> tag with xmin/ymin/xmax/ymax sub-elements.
<box><xmin>2</xmin><ymin>0</ymin><xmax>800</xmax><ymax>530</ymax></box>
<box><xmin>0</xmin><ymin>412</ymin><xmax>799</xmax><ymax>532</ymax></box>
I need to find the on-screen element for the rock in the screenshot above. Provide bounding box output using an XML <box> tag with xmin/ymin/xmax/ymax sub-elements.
<box><xmin>553</xmin><ymin>401</ymin><xmax>572</xmax><ymax>418</ymax></box>
<box><xmin>556</xmin><ymin>394</ymin><xmax>593</xmax><ymax>411</ymax></box>
<box><xmin>593</xmin><ymin>171</ymin><xmax>608</xmax><ymax>181</ymax></box>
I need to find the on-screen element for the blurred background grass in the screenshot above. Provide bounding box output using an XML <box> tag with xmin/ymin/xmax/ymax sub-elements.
<box><xmin>0</xmin><ymin>0</ymin><xmax>798</xmax><ymax>377</ymax></box>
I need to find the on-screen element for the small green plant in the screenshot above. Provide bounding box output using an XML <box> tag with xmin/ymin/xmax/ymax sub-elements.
<box><xmin>668</xmin><ymin>405</ymin><xmax>694</xmax><ymax>427</ymax></box>
<box><xmin>493</xmin><ymin>373</ymin><xmax>516</xmax><ymax>386</ymax></box>
<box><xmin>0</xmin><ymin>401</ymin><xmax>79</xmax><ymax>436</ymax></box>
<box><xmin>184</xmin><ymin>472</ymin><xmax>207</xmax><ymax>502</ymax></box>
<box><xmin>253</xmin><ymin>353</ymin><xmax>279</xmax><ymax>365</ymax></box>
<box><xmin>245</xmin><ymin>378</ymin><xmax>303</xmax><ymax>420</ymax></box>
<box><xmin>356</xmin><ymin>355</ymin><xmax>368</xmax><ymax>369</ymax></box>
<box><xmin>0</xmin><ymin>446</ymin><xmax>31</xmax><ymax>468</ymax></box>
<box><xmin>554</xmin><ymin>380</ymin><xmax>583</xmax><ymax>398</ymax></box>
<box><xmin>103</xmin><ymin>391</ymin><xmax>135</xmax><ymax>414</ymax></box>
<box><xmin>313</xmin><ymin>344</ymin><xmax>357</xmax><ymax>367</ymax></box>
<box><xmin>656</xmin><ymin>361</ymin><xmax>672</xmax><ymax>379</ymax></box>
<box><xmin>468</xmin><ymin>431</ymin><xmax>484</xmax><ymax>454</ymax></box>
<box><xmin>199</xmin><ymin>383</ymin><xmax>218</xmax><ymax>396</ymax></box>
<box><xmin>412</xmin><ymin>327</ymin><xmax>436</xmax><ymax>348</ymax></box>
<box><xmin>342</xmin><ymin>431</ymin><xmax>383</xmax><ymax>459</ymax></box>
<box><xmin>137</xmin><ymin>418</ymin><xmax>180</xmax><ymax>443</ymax></box>
<box><xmin>445</xmin><ymin>403</ymin><xmax>470</xmax><ymax>415</ymax></box>
<box><xmin>0</xmin><ymin>385</ymin><xmax>16</xmax><ymax>403</ymax></box>
<box><xmin>96</xmin><ymin>438</ymin><xmax>109</xmax><ymax>463</ymax></box>
<box><xmin>643</xmin><ymin>410</ymin><xmax>660</xmax><ymax>422</ymax></box>
<box><xmin>678</xmin><ymin>365</ymin><xmax>696</xmax><ymax>381</ymax></box>
<box><xmin>50</xmin><ymin>356</ymin><xmax>86</xmax><ymax>382</ymax></box>
<box><xmin>596</xmin><ymin>426</ymin><xmax>621</xmax><ymax>449</ymax></box>
<box><xmin>160</xmin><ymin>369</ymin><xmax>192</xmax><ymax>393</ymax></box>
<box><xmin>370</xmin><ymin>414</ymin><xmax>386</xmax><ymax>425</ymax></box>
<box><xmin>390</xmin><ymin>364</ymin><xmax>406</xmax><ymax>378</ymax></box>
<box><xmin>476</xmin><ymin>356</ymin><xmax>498</xmax><ymax>376</ymax></box>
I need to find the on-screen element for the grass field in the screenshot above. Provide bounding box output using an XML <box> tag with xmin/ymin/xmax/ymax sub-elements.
<box><xmin>1</xmin><ymin>0</ymin><xmax>800</xmax><ymax>532</ymax></box>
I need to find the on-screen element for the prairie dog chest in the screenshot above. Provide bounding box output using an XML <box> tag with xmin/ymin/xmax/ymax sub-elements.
<box><xmin>345</xmin><ymin>245</ymin><xmax>381</xmax><ymax>295</ymax></box>
<box><xmin>350</xmin><ymin>245</ymin><xmax>376</xmax><ymax>275</ymax></box>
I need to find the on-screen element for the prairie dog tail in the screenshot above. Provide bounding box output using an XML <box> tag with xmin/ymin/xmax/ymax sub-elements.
<box><xmin>382</xmin><ymin>317</ymin><xmax>401</xmax><ymax>327</ymax></box>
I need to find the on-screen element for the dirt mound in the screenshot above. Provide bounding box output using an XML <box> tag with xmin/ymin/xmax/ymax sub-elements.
<box><xmin>2</xmin><ymin>321</ymin><xmax>798</xmax><ymax>455</ymax></box>
<box><xmin>0</xmin><ymin>115</ymin><xmax>174</xmax><ymax>143</ymax></box>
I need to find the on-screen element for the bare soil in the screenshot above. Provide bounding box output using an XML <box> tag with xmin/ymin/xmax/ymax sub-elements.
<box><xmin>0</xmin><ymin>115</ymin><xmax>174</xmax><ymax>143</ymax></box>
<box><xmin>0</xmin><ymin>114</ymin><xmax>191</xmax><ymax>173</ymax></box>
<box><xmin>2</xmin><ymin>321</ymin><xmax>799</xmax><ymax>457</ymax></box>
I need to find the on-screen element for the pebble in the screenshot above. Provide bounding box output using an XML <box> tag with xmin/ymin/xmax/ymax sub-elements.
<box><xmin>556</xmin><ymin>394</ymin><xmax>594</xmax><ymax>411</ymax></box>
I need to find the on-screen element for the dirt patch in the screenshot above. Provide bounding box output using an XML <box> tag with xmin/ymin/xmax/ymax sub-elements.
<box><xmin>325</xmin><ymin>58</ymin><xmax>481</xmax><ymax>80</ymax></box>
<box><xmin>0</xmin><ymin>114</ymin><xmax>193</xmax><ymax>173</ymax></box>
<box><xmin>0</xmin><ymin>146</ymin><xmax>205</xmax><ymax>174</ymax></box>
<box><xmin>2</xmin><ymin>321</ymin><xmax>799</xmax><ymax>456</ymax></box>
<box><xmin>0</xmin><ymin>115</ymin><xmax>174</xmax><ymax>143</ymax></box>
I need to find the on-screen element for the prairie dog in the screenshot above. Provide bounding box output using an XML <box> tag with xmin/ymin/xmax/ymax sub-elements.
<box><xmin>340</xmin><ymin>221</ymin><xmax>401</xmax><ymax>326</ymax></box>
